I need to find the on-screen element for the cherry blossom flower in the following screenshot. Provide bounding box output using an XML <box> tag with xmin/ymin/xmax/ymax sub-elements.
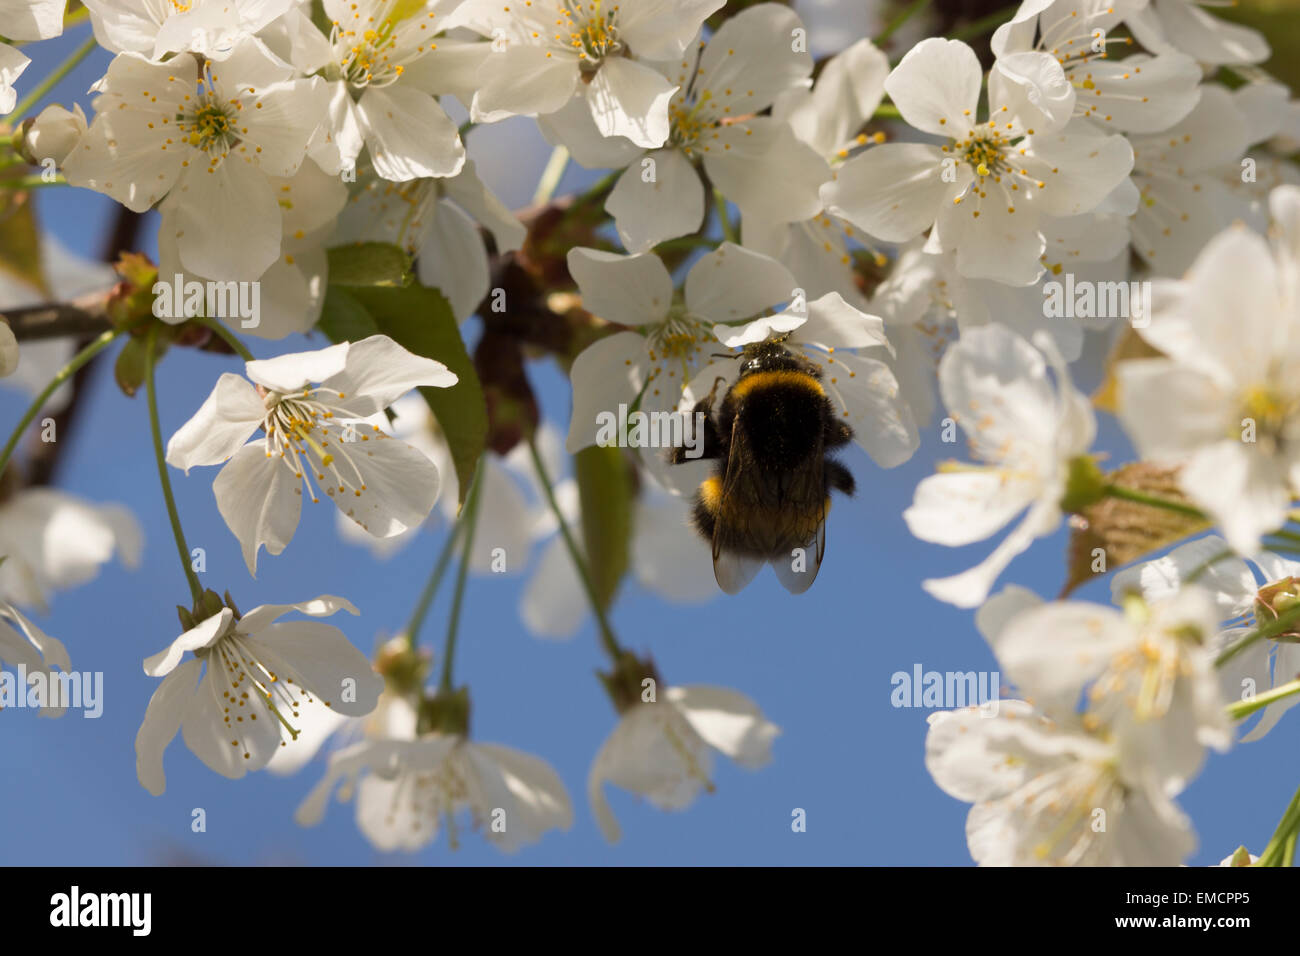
<box><xmin>295</xmin><ymin>697</ymin><xmax>572</xmax><ymax>853</ymax></box>
<box><xmin>823</xmin><ymin>38</ymin><xmax>1133</xmax><ymax>286</ymax></box>
<box><xmin>63</xmin><ymin>38</ymin><xmax>329</xmax><ymax>280</ymax></box>
<box><xmin>540</xmin><ymin>3</ymin><xmax>828</xmax><ymax>251</ymax></box>
<box><xmin>0</xmin><ymin>489</ymin><xmax>141</xmax><ymax>613</ymax></box>
<box><xmin>590</xmin><ymin>681</ymin><xmax>778</xmax><ymax>843</ymax></box>
<box><xmin>1109</xmin><ymin>535</ymin><xmax>1284</xmax><ymax>742</ymax></box>
<box><xmin>926</xmin><ymin>700</ymin><xmax>1196</xmax><ymax>865</ymax></box>
<box><xmin>134</xmin><ymin>595</ymin><xmax>383</xmax><ymax>794</ymax></box>
<box><xmin>290</xmin><ymin>0</ymin><xmax>474</xmax><ymax>181</ymax></box>
<box><xmin>1117</xmin><ymin>186</ymin><xmax>1300</xmax><ymax>554</ymax></box>
<box><xmin>991</xmin><ymin>0</ymin><xmax>1201</xmax><ymax>135</ymax></box>
<box><xmin>155</xmin><ymin>159</ymin><xmax>348</xmax><ymax>337</ymax></box>
<box><xmin>984</xmin><ymin>586</ymin><xmax>1231</xmax><ymax>791</ymax></box>
<box><xmin>166</xmin><ymin>335</ymin><xmax>457</xmax><ymax>573</ymax></box>
<box><xmin>460</xmin><ymin>0</ymin><xmax>725</xmax><ymax>149</ymax></box>
<box><xmin>904</xmin><ymin>324</ymin><xmax>1094</xmax><ymax>607</ymax></box>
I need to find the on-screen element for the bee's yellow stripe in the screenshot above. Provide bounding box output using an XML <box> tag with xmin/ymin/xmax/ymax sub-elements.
<box><xmin>700</xmin><ymin>476</ymin><xmax>723</xmax><ymax>513</ymax></box>
<box><xmin>728</xmin><ymin>369</ymin><xmax>824</xmax><ymax>401</ymax></box>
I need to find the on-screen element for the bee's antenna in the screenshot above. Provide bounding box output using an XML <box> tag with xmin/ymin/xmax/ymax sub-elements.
<box><xmin>710</xmin><ymin>351</ymin><xmax>738</xmax><ymax>360</ymax></box>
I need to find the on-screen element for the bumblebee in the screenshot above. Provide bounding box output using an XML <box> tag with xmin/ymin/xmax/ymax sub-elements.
<box><xmin>669</xmin><ymin>335</ymin><xmax>855</xmax><ymax>594</ymax></box>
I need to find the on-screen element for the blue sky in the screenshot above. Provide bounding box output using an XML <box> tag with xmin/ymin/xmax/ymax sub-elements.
<box><xmin>1</xmin><ymin>22</ymin><xmax>1295</xmax><ymax>868</ymax></box>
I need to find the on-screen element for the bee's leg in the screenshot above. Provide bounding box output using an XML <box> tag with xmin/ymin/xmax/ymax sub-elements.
<box><xmin>826</xmin><ymin>459</ymin><xmax>856</xmax><ymax>497</ymax></box>
<box><xmin>669</xmin><ymin>380</ymin><xmax>726</xmax><ymax>464</ymax></box>
<box><xmin>823</xmin><ymin>408</ymin><xmax>854</xmax><ymax>449</ymax></box>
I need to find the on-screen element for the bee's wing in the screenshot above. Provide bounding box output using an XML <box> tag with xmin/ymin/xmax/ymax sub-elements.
<box><xmin>770</xmin><ymin>509</ymin><xmax>826</xmax><ymax>594</ymax></box>
<box><xmin>770</xmin><ymin>446</ymin><xmax>827</xmax><ymax>595</ymax></box>
<box><xmin>711</xmin><ymin>413</ymin><xmax>761</xmax><ymax>594</ymax></box>
<box><xmin>713</xmin><ymin>551</ymin><xmax>766</xmax><ymax>594</ymax></box>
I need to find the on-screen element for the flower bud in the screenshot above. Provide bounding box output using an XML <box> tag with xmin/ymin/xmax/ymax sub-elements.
<box><xmin>17</xmin><ymin>103</ymin><xmax>87</xmax><ymax>167</ymax></box>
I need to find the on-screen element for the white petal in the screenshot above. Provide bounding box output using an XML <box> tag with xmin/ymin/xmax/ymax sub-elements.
<box><xmin>585</xmin><ymin>57</ymin><xmax>675</xmax><ymax>149</ymax></box>
<box><xmin>606</xmin><ymin>148</ymin><xmax>705</xmax><ymax>253</ymax></box>
<box><xmin>246</xmin><ymin>340</ymin><xmax>349</xmax><ymax>393</ymax></box>
<box><xmin>471</xmin><ymin>44</ymin><xmax>578</xmax><ymax>122</ymax></box>
<box><xmin>357</xmin><ymin>84</ymin><xmax>465</xmax><ymax>182</ymax></box>
<box><xmin>165</xmin><ymin>372</ymin><xmax>264</xmax><ymax>472</ymax></box>
<box><xmin>884</xmin><ymin>38</ymin><xmax>983</xmax><ymax>137</ymax></box>
<box><xmin>134</xmin><ymin>658</ymin><xmax>203</xmax><ymax>796</ymax></box>
<box><xmin>213</xmin><ymin>439</ymin><xmax>303</xmax><ymax>575</ymax></box>
<box><xmin>330</xmin><ymin>431</ymin><xmax>442</xmax><ymax>539</ymax></box>
<box><xmin>182</xmin><ymin>655</ymin><xmax>284</xmax><ymax>778</ymax></box>
<box><xmin>822</xmin><ymin>143</ymin><xmax>956</xmax><ymax>243</ymax></box>
<box><xmin>168</xmin><ymin>161</ymin><xmax>281</xmax><ymax>281</ymax></box>
<box><xmin>247</xmin><ymin>621</ymin><xmax>383</xmax><ymax>716</ymax></box>
<box><xmin>143</xmin><ymin>608</ymin><xmax>235</xmax><ymax>677</ymax></box>
<box><xmin>813</xmin><ymin>348</ymin><xmax>919</xmax><ymax>468</ymax></box>
<box><xmin>706</xmin><ymin>118</ymin><xmax>829</xmax><ymax>225</ymax></box>
<box><xmin>905</xmin><ymin>471</ymin><xmax>1037</xmax><ymax>547</ymax></box>
<box><xmin>685</xmin><ymin>242</ymin><xmax>797</xmax><ymax>323</ymax></box>
<box><xmin>564</xmin><ymin>331</ymin><xmax>648</xmax><ymax>453</ymax></box>
<box><xmin>923</xmin><ymin>500</ymin><xmax>1062</xmax><ymax>608</ymax></box>
<box><xmin>989</xmin><ymin>51</ymin><xmax>1074</xmax><ymax>133</ymax></box>
<box><xmin>666</xmin><ymin>685</ymin><xmax>779</xmax><ymax>768</ymax></box>
<box><xmin>1182</xmin><ymin>441</ymin><xmax>1290</xmax><ymax>557</ymax></box>
<box><xmin>567</xmin><ymin>248</ymin><xmax>673</xmax><ymax>327</ymax></box>
<box><xmin>324</xmin><ymin>334</ymin><xmax>457</xmax><ymax>413</ymax></box>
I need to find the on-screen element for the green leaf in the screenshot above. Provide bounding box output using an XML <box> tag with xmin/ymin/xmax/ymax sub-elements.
<box><xmin>0</xmin><ymin>193</ymin><xmax>48</xmax><ymax>296</ymax></box>
<box><xmin>344</xmin><ymin>284</ymin><xmax>487</xmax><ymax>507</ymax></box>
<box><xmin>325</xmin><ymin>242</ymin><xmax>413</xmax><ymax>287</ymax></box>
<box><xmin>317</xmin><ymin>286</ymin><xmax>379</xmax><ymax>343</ymax></box>
<box><xmin>574</xmin><ymin>445</ymin><xmax>633</xmax><ymax>611</ymax></box>
<box><xmin>114</xmin><ymin>336</ymin><xmax>149</xmax><ymax>397</ymax></box>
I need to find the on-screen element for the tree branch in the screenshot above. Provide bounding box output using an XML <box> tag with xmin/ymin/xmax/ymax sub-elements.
<box><xmin>2</xmin><ymin>293</ymin><xmax>112</xmax><ymax>341</ymax></box>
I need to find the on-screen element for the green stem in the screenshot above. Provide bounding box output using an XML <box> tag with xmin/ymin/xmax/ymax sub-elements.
<box><xmin>144</xmin><ymin>324</ymin><xmax>203</xmax><ymax>605</ymax></box>
<box><xmin>714</xmin><ymin>188</ymin><xmax>738</xmax><ymax>243</ymax></box>
<box><xmin>1256</xmin><ymin>783</ymin><xmax>1300</xmax><ymax>866</ymax></box>
<box><xmin>1103</xmin><ymin>484</ymin><xmax>1207</xmax><ymax>520</ymax></box>
<box><xmin>876</xmin><ymin>0</ymin><xmax>932</xmax><ymax>44</ymax></box>
<box><xmin>11</xmin><ymin>34</ymin><xmax>97</xmax><ymax>121</ymax></box>
<box><xmin>1228</xmin><ymin>676</ymin><xmax>1300</xmax><ymax>721</ymax></box>
<box><xmin>532</xmin><ymin>144</ymin><xmax>570</xmax><ymax>206</ymax></box>
<box><xmin>0</xmin><ymin>174</ymin><xmax>67</xmax><ymax>189</ymax></box>
<box><xmin>872</xmin><ymin>102</ymin><xmax>902</xmax><ymax>120</ymax></box>
<box><xmin>1217</xmin><ymin>601</ymin><xmax>1300</xmax><ymax>667</ymax></box>
<box><xmin>948</xmin><ymin>4</ymin><xmax>1019</xmax><ymax>42</ymax></box>
<box><xmin>526</xmin><ymin>435</ymin><xmax>623</xmax><ymax>660</ymax></box>
<box><xmin>404</xmin><ymin>519</ymin><xmax>464</xmax><ymax>648</ymax></box>
<box><xmin>439</xmin><ymin>460</ymin><xmax>484</xmax><ymax>692</ymax></box>
<box><xmin>0</xmin><ymin>328</ymin><xmax>119</xmax><ymax>480</ymax></box>
<box><xmin>192</xmin><ymin>315</ymin><xmax>254</xmax><ymax>362</ymax></box>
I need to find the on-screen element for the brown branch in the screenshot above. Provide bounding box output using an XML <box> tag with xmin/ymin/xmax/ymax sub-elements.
<box><xmin>2</xmin><ymin>293</ymin><xmax>112</xmax><ymax>341</ymax></box>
